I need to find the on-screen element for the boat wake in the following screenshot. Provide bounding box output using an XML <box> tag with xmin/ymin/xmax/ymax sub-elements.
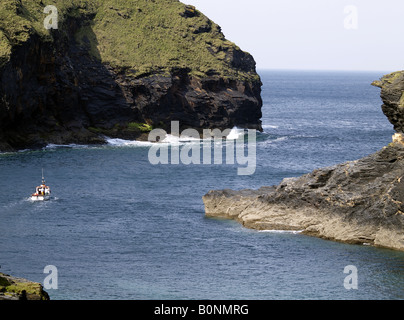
<box><xmin>27</xmin><ymin>196</ymin><xmax>57</xmax><ymax>203</ymax></box>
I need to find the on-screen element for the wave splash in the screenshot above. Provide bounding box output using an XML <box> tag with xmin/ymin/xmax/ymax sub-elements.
<box><xmin>105</xmin><ymin>127</ymin><xmax>247</xmax><ymax>147</ymax></box>
<box><xmin>226</xmin><ymin>127</ymin><xmax>245</xmax><ymax>140</ymax></box>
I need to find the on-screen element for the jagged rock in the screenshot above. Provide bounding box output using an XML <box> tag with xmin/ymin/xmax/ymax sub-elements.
<box><xmin>204</xmin><ymin>144</ymin><xmax>404</xmax><ymax>250</ymax></box>
<box><xmin>372</xmin><ymin>70</ymin><xmax>404</xmax><ymax>133</ymax></box>
<box><xmin>181</xmin><ymin>5</ymin><xmax>197</xmax><ymax>18</ymax></box>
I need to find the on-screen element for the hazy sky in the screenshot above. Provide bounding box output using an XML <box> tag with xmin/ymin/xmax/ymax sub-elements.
<box><xmin>185</xmin><ymin>0</ymin><xmax>404</xmax><ymax>72</ymax></box>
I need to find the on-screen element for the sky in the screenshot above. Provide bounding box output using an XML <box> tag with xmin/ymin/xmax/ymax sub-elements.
<box><xmin>184</xmin><ymin>0</ymin><xmax>404</xmax><ymax>72</ymax></box>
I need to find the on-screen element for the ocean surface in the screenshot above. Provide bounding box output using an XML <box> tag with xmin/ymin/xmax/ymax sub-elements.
<box><xmin>1</xmin><ymin>70</ymin><xmax>404</xmax><ymax>300</ymax></box>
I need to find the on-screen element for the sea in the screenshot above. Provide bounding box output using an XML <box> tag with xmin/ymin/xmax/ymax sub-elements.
<box><xmin>1</xmin><ymin>70</ymin><xmax>404</xmax><ymax>300</ymax></box>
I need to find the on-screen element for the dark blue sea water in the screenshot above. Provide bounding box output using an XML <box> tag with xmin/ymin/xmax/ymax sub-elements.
<box><xmin>1</xmin><ymin>70</ymin><xmax>404</xmax><ymax>300</ymax></box>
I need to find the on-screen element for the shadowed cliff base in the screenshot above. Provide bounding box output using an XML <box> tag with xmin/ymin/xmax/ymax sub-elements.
<box><xmin>0</xmin><ymin>0</ymin><xmax>262</xmax><ymax>151</ymax></box>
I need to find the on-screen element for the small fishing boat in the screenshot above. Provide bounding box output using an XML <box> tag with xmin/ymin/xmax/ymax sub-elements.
<box><xmin>31</xmin><ymin>169</ymin><xmax>51</xmax><ymax>201</ymax></box>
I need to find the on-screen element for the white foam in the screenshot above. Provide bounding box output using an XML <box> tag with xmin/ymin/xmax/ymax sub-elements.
<box><xmin>0</xmin><ymin>151</ymin><xmax>16</xmax><ymax>156</ymax></box>
<box><xmin>106</xmin><ymin>129</ymin><xmax>249</xmax><ymax>148</ymax></box>
<box><xmin>259</xmin><ymin>229</ymin><xmax>303</xmax><ymax>234</ymax></box>
<box><xmin>261</xmin><ymin>136</ymin><xmax>289</xmax><ymax>146</ymax></box>
<box><xmin>262</xmin><ymin>124</ymin><xmax>279</xmax><ymax>130</ymax></box>
<box><xmin>226</xmin><ymin>127</ymin><xmax>245</xmax><ymax>140</ymax></box>
<box><xmin>45</xmin><ymin>143</ymin><xmax>87</xmax><ymax>149</ymax></box>
<box><xmin>161</xmin><ymin>134</ymin><xmax>201</xmax><ymax>145</ymax></box>
<box><xmin>106</xmin><ymin>135</ymin><xmax>202</xmax><ymax>148</ymax></box>
<box><xmin>106</xmin><ymin>137</ymin><xmax>153</xmax><ymax>147</ymax></box>
<box><xmin>260</xmin><ymin>134</ymin><xmax>319</xmax><ymax>147</ymax></box>
<box><xmin>273</xmin><ymin>136</ymin><xmax>289</xmax><ymax>142</ymax></box>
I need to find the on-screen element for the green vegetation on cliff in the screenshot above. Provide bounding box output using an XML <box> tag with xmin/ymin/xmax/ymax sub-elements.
<box><xmin>0</xmin><ymin>0</ymin><xmax>258</xmax><ymax>80</ymax></box>
<box><xmin>0</xmin><ymin>273</ymin><xmax>49</xmax><ymax>300</ymax></box>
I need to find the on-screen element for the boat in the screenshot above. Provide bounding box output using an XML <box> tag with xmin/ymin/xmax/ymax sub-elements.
<box><xmin>31</xmin><ymin>169</ymin><xmax>51</xmax><ymax>201</ymax></box>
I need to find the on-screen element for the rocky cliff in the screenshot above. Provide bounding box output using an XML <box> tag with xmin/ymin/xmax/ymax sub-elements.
<box><xmin>0</xmin><ymin>272</ymin><xmax>49</xmax><ymax>300</ymax></box>
<box><xmin>203</xmin><ymin>70</ymin><xmax>404</xmax><ymax>251</ymax></box>
<box><xmin>372</xmin><ymin>71</ymin><xmax>404</xmax><ymax>134</ymax></box>
<box><xmin>0</xmin><ymin>0</ymin><xmax>262</xmax><ymax>151</ymax></box>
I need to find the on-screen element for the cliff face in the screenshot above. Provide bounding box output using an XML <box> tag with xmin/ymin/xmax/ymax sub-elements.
<box><xmin>372</xmin><ymin>71</ymin><xmax>404</xmax><ymax>134</ymax></box>
<box><xmin>204</xmin><ymin>70</ymin><xmax>404</xmax><ymax>251</ymax></box>
<box><xmin>0</xmin><ymin>0</ymin><xmax>262</xmax><ymax>151</ymax></box>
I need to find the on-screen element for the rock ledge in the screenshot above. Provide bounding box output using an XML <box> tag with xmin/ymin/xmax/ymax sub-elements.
<box><xmin>0</xmin><ymin>272</ymin><xmax>50</xmax><ymax>300</ymax></box>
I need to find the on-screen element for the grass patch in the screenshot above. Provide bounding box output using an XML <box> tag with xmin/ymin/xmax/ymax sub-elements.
<box><xmin>0</xmin><ymin>0</ymin><xmax>259</xmax><ymax>81</ymax></box>
<box><xmin>127</xmin><ymin>122</ymin><xmax>153</xmax><ymax>132</ymax></box>
<box><xmin>4</xmin><ymin>282</ymin><xmax>42</xmax><ymax>295</ymax></box>
<box><xmin>0</xmin><ymin>273</ymin><xmax>48</xmax><ymax>300</ymax></box>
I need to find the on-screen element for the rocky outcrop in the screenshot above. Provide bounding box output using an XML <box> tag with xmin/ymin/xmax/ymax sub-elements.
<box><xmin>0</xmin><ymin>0</ymin><xmax>262</xmax><ymax>151</ymax></box>
<box><xmin>0</xmin><ymin>272</ymin><xmax>49</xmax><ymax>300</ymax></box>
<box><xmin>372</xmin><ymin>71</ymin><xmax>404</xmax><ymax>134</ymax></box>
<box><xmin>115</xmin><ymin>68</ymin><xmax>263</xmax><ymax>135</ymax></box>
<box><xmin>204</xmin><ymin>70</ymin><xmax>404</xmax><ymax>251</ymax></box>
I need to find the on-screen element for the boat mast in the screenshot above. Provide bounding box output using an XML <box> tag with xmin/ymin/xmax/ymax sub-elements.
<box><xmin>42</xmin><ymin>168</ymin><xmax>46</xmax><ymax>185</ymax></box>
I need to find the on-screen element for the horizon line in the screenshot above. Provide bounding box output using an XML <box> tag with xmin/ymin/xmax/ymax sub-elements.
<box><xmin>256</xmin><ymin>67</ymin><xmax>400</xmax><ymax>74</ymax></box>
